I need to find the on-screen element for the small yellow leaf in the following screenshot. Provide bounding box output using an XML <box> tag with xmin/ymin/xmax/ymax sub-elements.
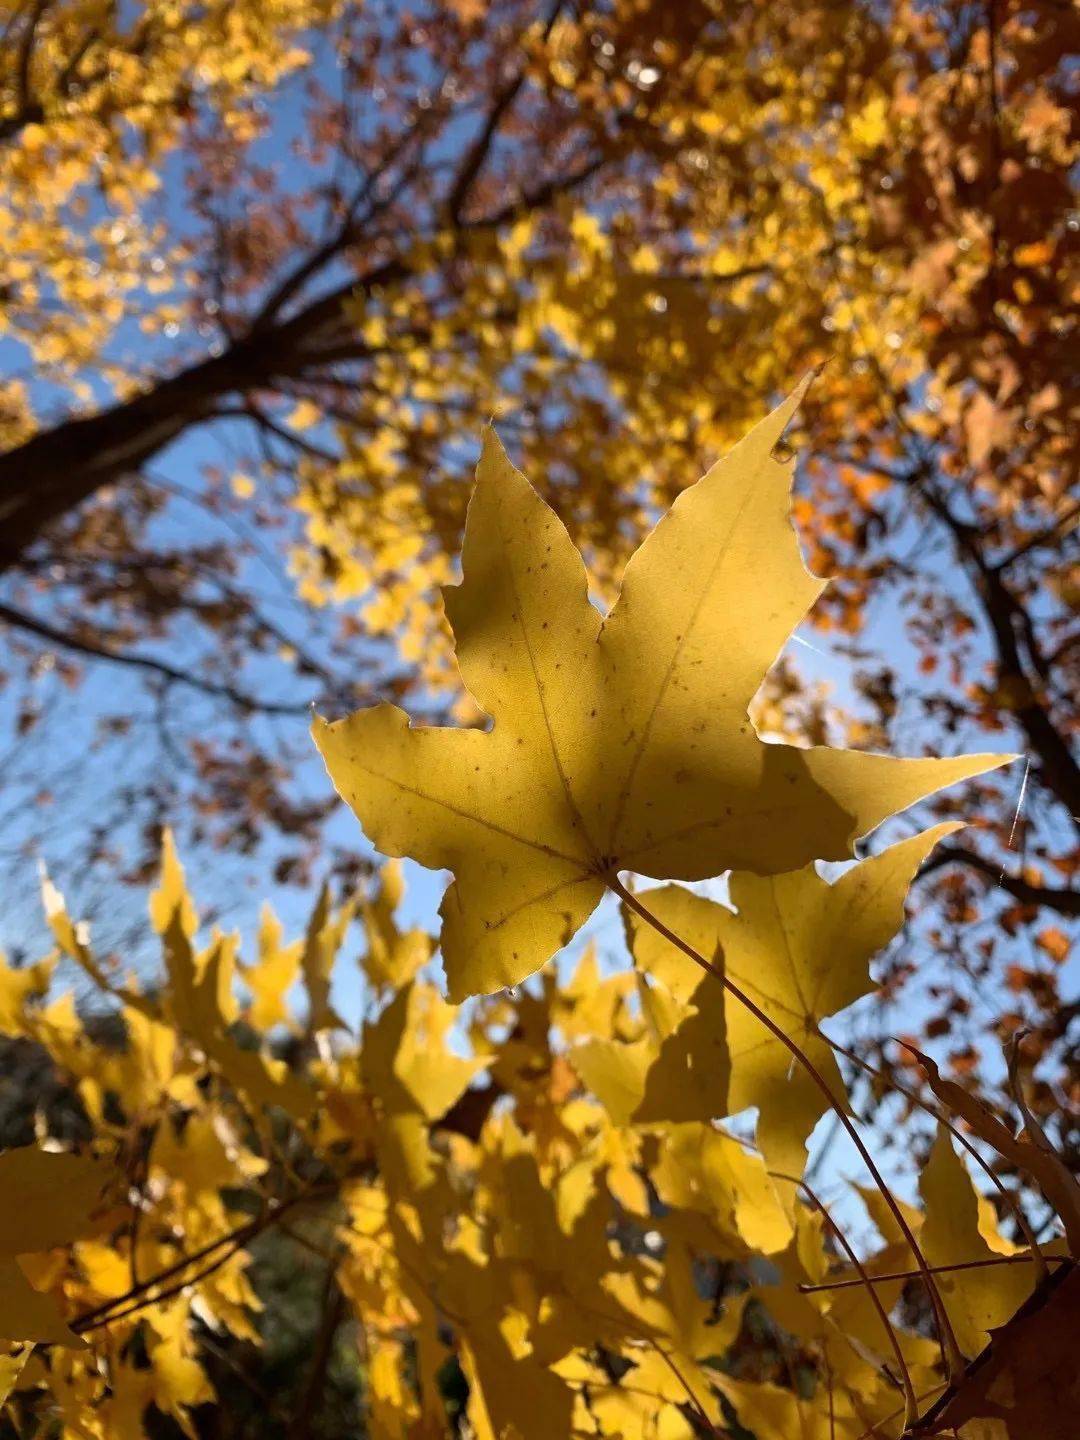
<box><xmin>0</xmin><ymin>1348</ymin><xmax>28</xmax><ymax>1406</ymax></box>
<box><xmin>626</xmin><ymin>824</ymin><xmax>963</xmax><ymax>1178</ymax></box>
<box><xmin>242</xmin><ymin>904</ymin><xmax>301</xmax><ymax>1031</ymax></box>
<box><xmin>0</xmin><ymin>1148</ymin><xmax>111</xmax><ymax>1345</ymax></box>
<box><xmin>301</xmin><ymin>881</ymin><xmax>352</xmax><ymax>1033</ymax></box>
<box><xmin>920</xmin><ymin>1127</ymin><xmax>1039</xmax><ymax>1359</ymax></box>
<box><xmin>1013</xmin><ymin>240</ymin><xmax>1054</xmax><ymax>268</ymax></box>
<box><xmin>360</xmin><ymin>860</ymin><xmax>432</xmax><ymax>993</ymax></box>
<box><xmin>149</xmin><ymin>829</ymin><xmax>198</xmax><ymax>939</ymax></box>
<box><xmin>363</xmin><ymin>982</ymin><xmax>486</xmax><ymax>1121</ymax></box>
<box><xmin>285</xmin><ymin>399</ymin><xmax>322</xmax><ymax>430</ymax></box>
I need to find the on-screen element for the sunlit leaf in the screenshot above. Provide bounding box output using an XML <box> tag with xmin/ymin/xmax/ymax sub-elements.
<box><xmin>315</xmin><ymin>386</ymin><xmax>1009</xmax><ymax>999</ymax></box>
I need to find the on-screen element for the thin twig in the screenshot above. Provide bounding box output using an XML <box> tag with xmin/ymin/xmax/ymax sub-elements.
<box><xmin>798</xmin><ymin>1251</ymin><xmax>1063</xmax><ymax>1295</ymax></box>
<box><xmin>772</xmin><ymin>1170</ymin><xmax>918</xmax><ymax>1428</ymax></box>
<box><xmin>609</xmin><ymin>873</ymin><xmax>967</xmax><ymax>1382</ymax></box>
<box><xmin>0</xmin><ymin>600</ymin><xmax>312</xmax><ymax>715</ymax></box>
<box><xmin>72</xmin><ymin>1187</ymin><xmax>334</xmax><ymax>1333</ymax></box>
<box><xmin>826</xmin><ymin>1033</ymin><xmax>1048</xmax><ymax>1278</ymax></box>
<box><xmin>855</xmin><ymin>1382</ymin><xmax>948</xmax><ymax>1440</ymax></box>
<box><xmin>290</xmin><ymin>1269</ymin><xmax>347</xmax><ymax>1440</ymax></box>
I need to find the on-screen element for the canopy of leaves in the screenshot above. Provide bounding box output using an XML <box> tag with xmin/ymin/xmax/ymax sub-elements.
<box><xmin>0</xmin><ymin>394</ymin><xmax>1073</xmax><ymax>1437</ymax></box>
<box><xmin>0</xmin><ymin>2</ymin><xmax>1074</xmax><ymax>1146</ymax></box>
<box><xmin>0</xmin><ymin>832</ymin><xmax>1070</xmax><ymax>1438</ymax></box>
<box><xmin>0</xmin><ymin>2</ymin><xmax>1074</xmax><ymax>1435</ymax></box>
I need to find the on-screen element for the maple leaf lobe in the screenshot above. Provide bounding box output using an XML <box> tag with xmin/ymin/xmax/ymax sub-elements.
<box><xmin>314</xmin><ymin>381</ymin><xmax>1014</xmax><ymax>1000</ymax></box>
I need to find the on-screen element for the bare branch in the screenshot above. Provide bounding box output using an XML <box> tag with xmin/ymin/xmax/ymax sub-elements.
<box><xmin>899</xmin><ymin>457</ymin><xmax>1080</xmax><ymax>824</ymax></box>
<box><xmin>446</xmin><ymin>3</ymin><xmax>559</xmax><ymax>223</ymax></box>
<box><xmin>922</xmin><ymin>843</ymin><xmax>1080</xmax><ymax>918</ymax></box>
<box><xmin>0</xmin><ymin>599</ymin><xmax>313</xmax><ymax>716</ymax></box>
<box><xmin>0</xmin><ymin>0</ymin><xmax>48</xmax><ymax>139</ymax></box>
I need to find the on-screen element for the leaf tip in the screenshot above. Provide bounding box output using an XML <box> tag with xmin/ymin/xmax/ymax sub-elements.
<box><xmin>477</xmin><ymin>421</ymin><xmax>512</xmax><ymax>473</ymax></box>
<box><xmin>770</xmin><ymin>366</ymin><xmax>821</xmax><ymax>445</ymax></box>
<box><xmin>892</xmin><ymin>1036</ymin><xmax>938</xmax><ymax>1077</ymax></box>
<box><xmin>309</xmin><ymin>711</ymin><xmax>335</xmax><ymax>755</ymax></box>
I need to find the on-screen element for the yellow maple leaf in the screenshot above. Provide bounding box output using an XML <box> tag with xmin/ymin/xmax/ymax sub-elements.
<box><xmin>151</xmin><ymin>837</ymin><xmax>315</xmax><ymax>1118</ymax></box>
<box><xmin>241</xmin><ymin>904</ymin><xmax>302</xmax><ymax>1032</ymax></box>
<box><xmin>0</xmin><ymin>1350</ymin><xmax>28</xmax><ymax>1408</ymax></box>
<box><xmin>362</xmin><ymin>981</ymin><xmax>486</xmax><ymax>1121</ymax></box>
<box><xmin>314</xmin><ymin>380</ymin><xmax>1012</xmax><ymax>1000</ymax></box>
<box><xmin>624</xmin><ymin>824</ymin><xmax>962</xmax><ymax>1179</ymax></box>
<box><xmin>360</xmin><ymin>860</ymin><xmax>433</xmax><ymax>994</ymax></box>
<box><xmin>0</xmin><ymin>951</ymin><xmax>54</xmax><ymax>1034</ymax></box>
<box><xmin>0</xmin><ymin>1147</ymin><xmax>110</xmax><ymax>1345</ymax></box>
<box><xmin>300</xmin><ymin>880</ymin><xmax>353</xmax><ymax>1034</ymax></box>
<box><xmin>920</xmin><ymin>1127</ymin><xmax>1040</xmax><ymax>1359</ymax></box>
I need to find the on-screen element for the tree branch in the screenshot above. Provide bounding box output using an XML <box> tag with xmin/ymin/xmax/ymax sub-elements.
<box><xmin>923</xmin><ymin>843</ymin><xmax>1080</xmax><ymax>918</ymax></box>
<box><xmin>290</xmin><ymin>1270</ymin><xmax>347</xmax><ymax>1440</ymax></box>
<box><xmin>0</xmin><ymin>147</ymin><xmax>604</xmax><ymax>569</ymax></box>
<box><xmin>901</xmin><ymin>458</ymin><xmax>1080</xmax><ymax>823</ymax></box>
<box><xmin>444</xmin><ymin>0</ymin><xmax>567</xmax><ymax>224</ymax></box>
<box><xmin>71</xmin><ymin>1186</ymin><xmax>336</xmax><ymax>1335</ymax></box>
<box><xmin>0</xmin><ymin>0</ymin><xmax>48</xmax><ymax>141</ymax></box>
<box><xmin>0</xmin><ymin>600</ymin><xmax>313</xmax><ymax>716</ymax></box>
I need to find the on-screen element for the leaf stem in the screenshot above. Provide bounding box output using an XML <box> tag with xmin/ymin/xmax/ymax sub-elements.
<box><xmin>771</xmin><ymin>1170</ymin><xmax>918</xmax><ymax>1428</ymax></box>
<box><xmin>856</xmin><ymin>1382</ymin><xmax>948</xmax><ymax>1440</ymax></box>
<box><xmin>607</xmin><ymin>872</ymin><xmax>967</xmax><ymax>1383</ymax></box>
<box><xmin>71</xmin><ymin>1185</ymin><xmax>335</xmax><ymax>1333</ymax></box>
<box><xmin>649</xmin><ymin>1341</ymin><xmax>719</xmax><ymax>1436</ymax></box>
<box><xmin>826</xmin><ymin>1033</ymin><xmax>1048</xmax><ymax>1279</ymax></box>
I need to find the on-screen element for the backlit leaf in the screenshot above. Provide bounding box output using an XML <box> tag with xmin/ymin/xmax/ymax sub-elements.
<box><xmin>315</xmin><ymin>386</ymin><xmax>1010</xmax><ymax>1000</ymax></box>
